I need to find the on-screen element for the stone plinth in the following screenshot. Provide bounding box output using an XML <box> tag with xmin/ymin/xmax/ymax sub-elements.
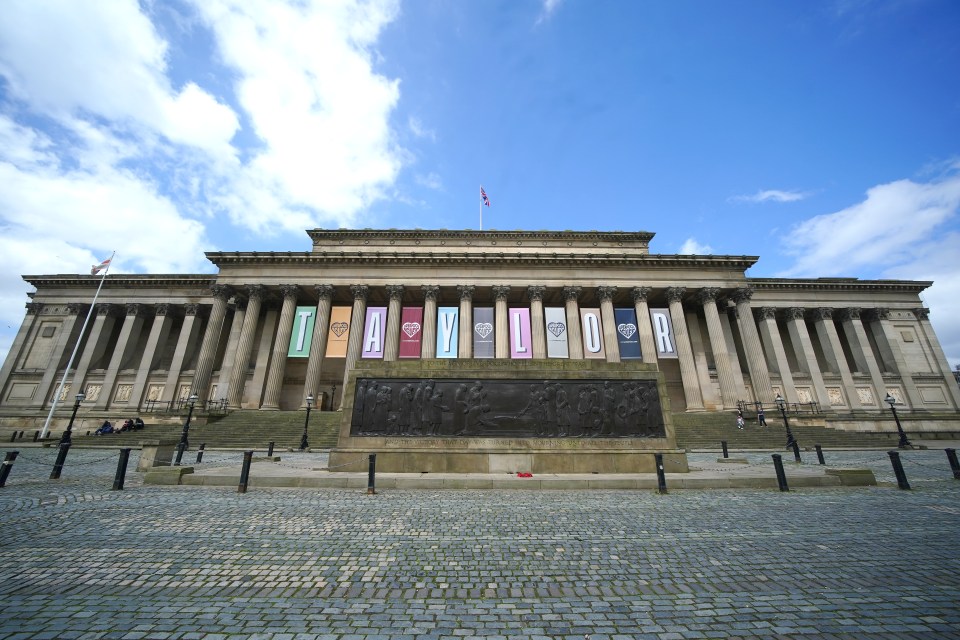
<box><xmin>137</xmin><ymin>438</ymin><xmax>179</xmax><ymax>471</ymax></box>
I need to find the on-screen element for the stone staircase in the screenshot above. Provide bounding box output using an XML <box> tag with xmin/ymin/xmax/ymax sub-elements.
<box><xmin>65</xmin><ymin>410</ymin><xmax>343</xmax><ymax>450</ymax></box>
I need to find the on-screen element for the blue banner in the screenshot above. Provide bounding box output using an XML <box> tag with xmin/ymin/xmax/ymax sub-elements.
<box><xmin>614</xmin><ymin>308</ymin><xmax>642</xmax><ymax>359</ymax></box>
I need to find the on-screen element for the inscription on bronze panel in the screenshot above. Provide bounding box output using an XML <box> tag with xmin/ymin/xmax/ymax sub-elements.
<box><xmin>350</xmin><ymin>378</ymin><xmax>666</xmax><ymax>439</ymax></box>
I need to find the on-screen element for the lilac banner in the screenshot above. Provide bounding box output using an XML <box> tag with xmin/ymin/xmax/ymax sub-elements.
<box><xmin>509</xmin><ymin>307</ymin><xmax>532</xmax><ymax>359</ymax></box>
<box><xmin>361</xmin><ymin>306</ymin><xmax>386</xmax><ymax>359</ymax></box>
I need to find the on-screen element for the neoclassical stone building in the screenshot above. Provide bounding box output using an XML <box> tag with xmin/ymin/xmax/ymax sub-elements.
<box><xmin>2</xmin><ymin>229</ymin><xmax>958</xmax><ymax>431</ymax></box>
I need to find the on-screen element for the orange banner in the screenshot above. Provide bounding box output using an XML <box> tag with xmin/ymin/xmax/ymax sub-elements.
<box><xmin>324</xmin><ymin>306</ymin><xmax>352</xmax><ymax>358</ymax></box>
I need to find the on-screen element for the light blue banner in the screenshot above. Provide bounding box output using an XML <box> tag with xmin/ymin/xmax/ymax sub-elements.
<box><xmin>436</xmin><ymin>306</ymin><xmax>459</xmax><ymax>358</ymax></box>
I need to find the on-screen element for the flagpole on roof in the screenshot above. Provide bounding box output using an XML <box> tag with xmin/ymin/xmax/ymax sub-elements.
<box><xmin>479</xmin><ymin>184</ymin><xmax>483</xmax><ymax>231</ymax></box>
<box><xmin>40</xmin><ymin>251</ymin><xmax>116</xmax><ymax>439</ymax></box>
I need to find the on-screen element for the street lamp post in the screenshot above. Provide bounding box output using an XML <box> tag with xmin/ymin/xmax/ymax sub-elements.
<box><xmin>329</xmin><ymin>385</ymin><xmax>336</xmax><ymax>411</ymax></box>
<box><xmin>179</xmin><ymin>394</ymin><xmax>199</xmax><ymax>450</ymax></box>
<box><xmin>775</xmin><ymin>394</ymin><xmax>797</xmax><ymax>450</ymax></box>
<box><xmin>300</xmin><ymin>394</ymin><xmax>313</xmax><ymax>451</ymax></box>
<box><xmin>59</xmin><ymin>392</ymin><xmax>85</xmax><ymax>445</ymax></box>
<box><xmin>885</xmin><ymin>393</ymin><xmax>911</xmax><ymax>449</ymax></box>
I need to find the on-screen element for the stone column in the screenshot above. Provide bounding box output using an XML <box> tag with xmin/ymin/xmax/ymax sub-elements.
<box><xmin>665</xmin><ymin>287</ymin><xmax>704</xmax><ymax>411</ymax></box>
<box><xmin>128</xmin><ymin>304</ymin><xmax>173</xmax><ymax>410</ymax></box>
<box><xmin>562</xmin><ymin>286</ymin><xmax>584</xmax><ymax>360</ymax></box>
<box><xmin>420</xmin><ymin>285</ymin><xmax>439</xmax><ymax>358</ymax></box>
<box><xmin>757</xmin><ymin>307</ymin><xmax>799</xmax><ymax>404</ymax></box>
<box><xmin>457</xmin><ymin>285</ymin><xmax>475</xmax><ymax>359</ymax></box>
<box><xmin>227</xmin><ymin>285</ymin><xmax>265</xmax><ymax>409</ymax></box>
<box><xmin>94</xmin><ymin>304</ymin><xmax>147</xmax><ymax>409</ymax></box>
<box><xmin>812</xmin><ymin>307</ymin><xmax>862</xmax><ymax>409</ymax></box>
<box><xmin>302</xmin><ymin>285</ymin><xmax>334</xmax><ymax>405</ymax></box>
<box><xmin>720</xmin><ymin>305</ymin><xmax>749</xmax><ymax>400</ymax></box>
<box><xmin>785</xmin><ymin>308</ymin><xmax>831</xmax><ymax>408</ymax></box>
<box><xmin>698</xmin><ymin>288</ymin><xmax>740</xmax><ymax>409</ymax></box>
<box><xmin>383</xmin><ymin>285</ymin><xmax>404</xmax><ymax>362</ymax></box>
<box><xmin>248</xmin><ymin>303</ymin><xmax>278</xmax><ymax>408</ymax></box>
<box><xmin>492</xmin><ymin>285</ymin><xmax>510</xmax><ymax>358</ymax></box>
<box><xmin>597</xmin><ymin>286</ymin><xmax>621</xmax><ymax>363</ymax></box>
<box><xmin>161</xmin><ymin>305</ymin><xmax>201</xmax><ymax>405</ymax></box>
<box><xmin>631</xmin><ymin>287</ymin><xmax>658</xmax><ymax>365</ymax></box>
<box><xmin>0</xmin><ymin>303</ymin><xmax>43</xmax><ymax>398</ymax></box>
<box><xmin>914</xmin><ymin>307</ymin><xmax>960</xmax><ymax>409</ymax></box>
<box><xmin>191</xmin><ymin>285</ymin><xmax>232</xmax><ymax>401</ymax></box>
<box><xmin>528</xmin><ymin>285</ymin><xmax>547</xmax><ymax>359</ymax></box>
<box><xmin>866</xmin><ymin>308</ymin><xmax>923</xmax><ymax>408</ymax></box>
<box><xmin>32</xmin><ymin>304</ymin><xmax>84</xmax><ymax>408</ymax></box>
<box><xmin>839</xmin><ymin>307</ymin><xmax>887</xmax><ymax>408</ymax></box>
<box><xmin>213</xmin><ymin>301</ymin><xmax>245</xmax><ymax>401</ymax></box>
<box><xmin>261</xmin><ymin>285</ymin><xmax>300</xmax><ymax>410</ymax></box>
<box><xmin>731</xmin><ymin>287</ymin><xmax>774</xmax><ymax>405</ymax></box>
<box><xmin>71</xmin><ymin>304</ymin><xmax>118</xmax><ymax>401</ymax></box>
<box><xmin>340</xmin><ymin>285</ymin><xmax>369</xmax><ymax>405</ymax></box>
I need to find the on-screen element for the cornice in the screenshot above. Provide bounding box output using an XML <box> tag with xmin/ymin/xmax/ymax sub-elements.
<box><xmin>749</xmin><ymin>278</ymin><xmax>932</xmax><ymax>293</ymax></box>
<box><xmin>306</xmin><ymin>228</ymin><xmax>657</xmax><ymax>244</ymax></box>
<box><xmin>22</xmin><ymin>274</ymin><xmax>217</xmax><ymax>288</ymax></box>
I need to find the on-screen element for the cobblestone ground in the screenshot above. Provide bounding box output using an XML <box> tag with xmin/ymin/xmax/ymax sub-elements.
<box><xmin>0</xmin><ymin>445</ymin><xmax>958</xmax><ymax>639</ymax></box>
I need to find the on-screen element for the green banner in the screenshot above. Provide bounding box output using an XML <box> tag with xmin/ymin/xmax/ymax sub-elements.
<box><xmin>287</xmin><ymin>306</ymin><xmax>316</xmax><ymax>357</ymax></box>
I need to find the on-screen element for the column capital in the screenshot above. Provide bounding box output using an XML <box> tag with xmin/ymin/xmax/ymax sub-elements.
<box><xmin>664</xmin><ymin>287</ymin><xmax>686</xmax><ymax>304</ymax></box>
<box><xmin>385</xmin><ymin>284</ymin><xmax>405</xmax><ymax>301</ymax></box>
<box><xmin>730</xmin><ymin>286</ymin><xmax>754</xmax><ymax>304</ymax></box>
<box><xmin>785</xmin><ymin>307</ymin><xmax>806</xmax><ymax>321</ymax></box>
<box><xmin>631</xmin><ymin>286</ymin><xmax>651</xmax><ymax>303</ymax></box>
<box><xmin>596</xmin><ymin>286</ymin><xmax>618</xmax><ymax>302</ymax></box>
<box><xmin>696</xmin><ymin>287</ymin><xmax>721</xmax><ymax>304</ymax></box>
<box><xmin>66</xmin><ymin>302</ymin><xmax>85</xmax><ymax>315</ymax></box>
<box><xmin>562</xmin><ymin>286</ymin><xmax>582</xmax><ymax>301</ymax></box>
<box><xmin>314</xmin><ymin>284</ymin><xmax>334</xmax><ymax>300</ymax></box>
<box><xmin>184</xmin><ymin>303</ymin><xmax>200</xmax><ymax>316</ymax></box>
<box><xmin>865</xmin><ymin>307</ymin><xmax>889</xmax><ymax>321</ymax></box>
<box><xmin>913</xmin><ymin>307</ymin><xmax>930</xmax><ymax>321</ymax></box>
<box><xmin>421</xmin><ymin>285</ymin><xmax>440</xmax><ymax>301</ymax></box>
<box><xmin>349</xmin><ymin>284</ymin><xmax>369</xmax><ymax>301</ymax></box>
<box><xmin>758</xmin><ymin>307</ymin><xmax>778</xmax><ymax>320</ymax></box>
<box><xmin>246</xmin><ymin>284</ymin><xmax>267</xmax><ymax>301</ymax></box>
<box><xmin>155</xmin><ymin>303</ymin><xmax>171</xmax><ymax>317</ymax></box>
<box><xmin>814</xmin><ymin>307</ymin><xmax>834</xmax><ymax>321</ymax></box>
<box><xmin>526</xmin><ymin>285</ymin><xmax>546</xmax><ymax>301</ymax></box>
<box><xmin>457</xmin><ymin>285</ymin><xmax>475</xmax><ymax>301</ymax></box>
<box><xmin>492</xmin><ymin>285</ymin><xmax>511</xmax><ymax>301</ymax></box>
<box><xmin>840</xmin><ymin>307</ymin><xmax>861</xmax><ymax>320</ymax></box>
<box><xmin>124</xmin><ymin>303</ymin><xmax>147</xmax><ymax>317</ymax></box>
<box><xmin>279</xmin><ymin>284</ymin><xmax>300</xmax><ymax>300</ymax></box>
<box><xmin>25</xmin><ymin>302</ymin><xmax>43</xmax><ymax>315</ymax></box>
<box><xmin>210</xmin><ymin>284</ymin><xmax>232</xmax><ymax>301</ymax></box>
<box><xmin>95</xmin><ymin>303</ymin><xmax>117</xmax><ymax>317</ymax></box>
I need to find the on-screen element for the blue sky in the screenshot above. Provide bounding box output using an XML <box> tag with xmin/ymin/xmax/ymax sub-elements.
<box><xmin>1</xmin><ymin>0</ymin><xmax>959</xmax><ymax>369</ymax></box>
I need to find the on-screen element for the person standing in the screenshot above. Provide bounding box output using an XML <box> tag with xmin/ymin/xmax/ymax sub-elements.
<box><xmin>757</xmin><ymin>406</ymin><xmax>767</xmax><ymax>427</ymax></box>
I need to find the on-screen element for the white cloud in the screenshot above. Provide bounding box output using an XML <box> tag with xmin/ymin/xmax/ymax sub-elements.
<box><xmin>730</xmin><ymin>189</ymin><xmax>811</xmax><ymax>204</ymax></box>
<box><xmin>679</xmin><ymin>238</ymin><xmax>713</xmax><ymax>255</ymax></box>
<box><xmin>409</xmin><ymin>116</ymin><xmax>436</xmax><ymax>142</ymax></box>
<box><xmin>536</xmin><ymin>0</ymin><xmax>563</xmax><ymax>25</ymax></box>
<box><xmin>415</xmin><ymin>172</ymin><xmax>443</xmax><ymax>190</ymax></box>
<box><xmin>778</xmin><ymin>167</ymin><xmax>960</xmax><ymax>365</ymax></box>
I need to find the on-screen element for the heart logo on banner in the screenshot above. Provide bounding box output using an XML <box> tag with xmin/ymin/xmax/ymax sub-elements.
<box><xmin>617</xmin><ymin>323</ymin><xmax>637</xmax><ymax>339</ymax></box>
<box><xmin>475</xmin><ymin>322</ymin><xmax>493</xmax><ymax>339</ymax></box>
<box><xmin>331</xmin><ymin>322</ymin><xmax>348</xmax><ymax>337</ymax></box>
<box><xmin>402</xmin><ymin>322</ymin><xmax>421</xmax><ymax>338</ymax></box>
<box><xmin>547</xmin><ymin>322</ymin><xmax>566</xmax><ymax>337</ymax></box>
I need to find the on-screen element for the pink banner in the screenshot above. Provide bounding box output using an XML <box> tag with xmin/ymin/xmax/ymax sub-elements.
<box><xmin>509</xmin><ymin>307</ymin><xmax>532</xmax><ymax>359</ymax></box>
<box><xmin>398</xmin><ymin>306</ymin><xmax>423</xmax><ymax>358</ymax></box>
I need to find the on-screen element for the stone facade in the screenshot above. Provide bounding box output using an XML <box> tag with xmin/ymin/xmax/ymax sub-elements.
<box><xmin>1</xmin><ymin>229</ymin><xmax>958</xmax><ymax>431</ymax></box>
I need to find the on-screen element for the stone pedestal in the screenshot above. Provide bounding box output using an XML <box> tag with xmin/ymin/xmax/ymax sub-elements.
<box><xmin>137</xmin><ymin>438</ymin><xmax>179</xmax><ymax>471</ymax></box>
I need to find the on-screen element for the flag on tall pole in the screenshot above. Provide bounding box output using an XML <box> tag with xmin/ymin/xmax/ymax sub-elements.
<box><xmin>91</xmin><ymin>255</ymin><xmax>112</xmax><ymax>275</ymax></box>
<box><xmin>480</xmin><ymin>185</ymin><xmax>490</xmax><ymax>231</ymax></box>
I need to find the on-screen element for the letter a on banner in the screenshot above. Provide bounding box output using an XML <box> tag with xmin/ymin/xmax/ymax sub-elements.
<box><xmin>579</xmin><ymin>308</ymin><xmax>606</xmax><ymax>359</ymax></box>
<box><xmin>287</xmin><ymin>306</ymin><xmax>316</xmax><ymax>357</ymax></box>
<box><xmin>509</xmin><ymin>308</ymin><xmax>532</xmax><ymax>359</ymax></box>
<box><xmin>361</xmin><ymin>307</ymin><xmax>386</xmax><ymax>359</ymax></box>
<box><xmin>436</xmin><ymin>307</ymin><xmax>459</xmax><ymax>358</ymax></box>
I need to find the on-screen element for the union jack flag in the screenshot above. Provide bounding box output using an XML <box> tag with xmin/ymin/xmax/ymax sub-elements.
<box><xmin>480</xmin><ymin>186</ymin><xmax>490</xmax><ymax>207</ymax></box>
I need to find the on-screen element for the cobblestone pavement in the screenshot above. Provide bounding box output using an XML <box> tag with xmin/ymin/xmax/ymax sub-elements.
<box><xmin>0</xmin><ymin>445</ymin><xmax>958</xmax><ymax>639</ymax></box>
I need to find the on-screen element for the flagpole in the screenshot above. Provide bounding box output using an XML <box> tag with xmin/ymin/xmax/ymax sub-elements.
<box><xmin>479</xmin><ymin>184</ymin><xmax>483</xmax><ymax>231</ymax></box>
<box><xmin>40</xmin><ymin>252</ymin><xmax>115</xmax><ymax>439</ymax></box>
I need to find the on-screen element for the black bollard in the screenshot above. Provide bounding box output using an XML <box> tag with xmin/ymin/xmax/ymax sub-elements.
<box><xmin>946</xmin><ymin>448</ymin><xmax>960</xmax><ymax>480</ymax></box>
<box><xmin>9</xmin><ymin>432</ymin><xmax>16</xmax><ymax>443</ymax></box>
<box><xmin>791</xmin><ymin>440</ymin><xmax>802</xmax><ymax>463</ymax></box>
<box><xmin>815</xmin><ymin>444</ymin><xmax>825</xmax><ymax>465</ymax></box>
<box><xmin>33</xmin><ymin>430</ymin><xmax>40</xmax><ymax>442</ymax></box>
<box><xmin>888</xmin><ymin>450</ymin><xmax>911</xmax><ymax>490</ymax></box>
<box><xmin>174</xmin><ymin>442</ymin><xmax>186</xmax><ymax>466</ymax></box>
<box><xmin>772</xmin><ymin>454</ymin><xmax>789</xmax><ymax>492</ymax></box>
<box><xmin>50</xmin><ymin>442</ymin><xmax>71</xmax><ymax>480</ymax></box>
<box><xmin>367</xmin><ymin>453</ymin><xmax>377</xmax><ymax>495</ymax></box>
<box><xmin>238</xmin><ymin>450</ymin><xmax>253</xmax><ymax>493</ymax></box>
<box><xmin>112</xmin><ymin>448</ymin><xmax>131</xmax><ymax>490</ymax></box>
<box><xmin>655</xmin><ymin>453</ymin><xmax>668</xmax><ymax>494</ymax></box>
<box><xmin>267</xmin><ymin>441</ymin><xmax>275</xmax><ymax>457</ymax></box>
<box><xmin>0</xmin><ymin>451</ymin><xmax>19</xmax><ymax>488</ymax></box>
<box><xmin>195</xmin><ymin>443</ymin><xmax>205</xmax><ymax>464</ymax></box>
<box><xmin>721</xmin><ymin>440</ymin><xmax>729</xmax><ymax>459</ymax></box>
